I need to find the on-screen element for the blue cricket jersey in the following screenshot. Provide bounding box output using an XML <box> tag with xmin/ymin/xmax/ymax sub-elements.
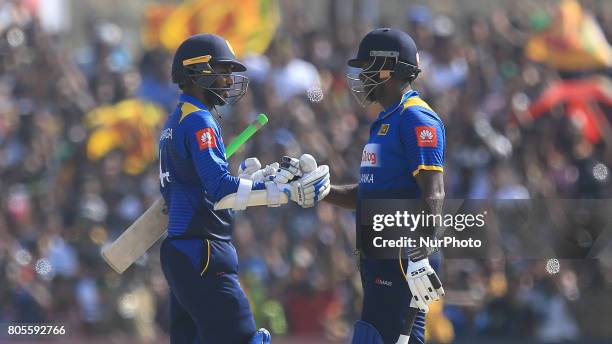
<box><xmin>158</xmin><ymin>94</ymin><xmax>266</xmax><ymax>240</ymax></box>
<box><xmin>358</xmin><ymin>90</ymin><xmax>445</xmax><ymax>199</ymax></box>
<box><xmin>356</xmin><ymin>91</ymin><xmax>445</xmax><ymax>342</ymax></box>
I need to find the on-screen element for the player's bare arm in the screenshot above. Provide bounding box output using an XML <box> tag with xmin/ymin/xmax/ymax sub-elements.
<box><xmin>408</xmin><ymin>170</ymin><xmax>446</xmax><ymax>261</ymax></box>
<box><xmin>275</xmin><ymin>157</ymin><xmax>358</xmax><ymax>209</ymax></box>
<box><xmin>324</xmin><ymin>184</ymin><xmax>358</xmax><ymax>209</ymax></box>
<box><xmin>415</xmin><ymin>170</ymin><xmax>445</xmax><ymax>214</ymax></box>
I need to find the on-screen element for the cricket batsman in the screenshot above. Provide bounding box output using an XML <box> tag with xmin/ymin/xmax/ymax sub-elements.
<box><xmin>323</xmin><ymin>28</ymin><xmax>446</xmax><ymax>343</ymax></box>
<box><xmin>158</xmin><ymin>34</ymin><xmax>330</xmax><ymax>344</ymax></box>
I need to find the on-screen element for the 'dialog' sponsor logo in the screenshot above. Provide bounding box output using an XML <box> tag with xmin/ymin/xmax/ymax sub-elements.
<box><xmin>361</xmin><ymin>143</ymin><xmax>380</xmax><ymax>167</ymax></box>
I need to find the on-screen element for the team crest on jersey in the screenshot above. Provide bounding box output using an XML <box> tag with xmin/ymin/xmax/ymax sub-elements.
<box><xmin>196</xmin><ymin>128</ymin><xmax>217</xmax><ymax>150</ymax></box>
<box><xmin>415</xmin><ymin>126</ymin><xmax>437</xmax><ymax>147</ymax></box>
<box><xmin>361</xmin><ymin>143</ymin><xmax>380</xmax><ymax>167</ymax></box>
<box><xmin>377</xmin><ymin>124</ymin><xmax>390</xmax><ymax>136</ymax></box>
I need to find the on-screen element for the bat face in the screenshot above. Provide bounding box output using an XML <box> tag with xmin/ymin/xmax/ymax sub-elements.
<box><xmin>102</xmin><ymin>199</ymin><xmax>168</xmax><ymax>274</ymax></box>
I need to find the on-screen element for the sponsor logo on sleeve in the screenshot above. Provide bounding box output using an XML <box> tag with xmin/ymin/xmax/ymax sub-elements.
<box><xmin>361</xmin><ymin>143</ymin><xmax>381</xmax><ymax>167</ymax></box>
<box><xmin>195</xmin><ymin>128</ymin><xmax>217</xmax><ymax>150</ymax></box>
<box><xmin>415</xmin><ymin>126</ymin><xmax>437</xmax><ymax>147</ymax></box>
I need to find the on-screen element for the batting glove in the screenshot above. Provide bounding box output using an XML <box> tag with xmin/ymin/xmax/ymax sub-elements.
<box><xmin>275</xmin><ymin>154</ymin><xmax>319</xmax><ymax>183</ymax></box>
<box><xmin>404</xmin><ymin>258</ymin><xmax>445</xmax><ymax>313</ymax></box>
<box><xmin>275</xmin><ymin>156</ymin><xmax>302</xmax><ymax>183</ymax></box>
<box><xmin>238</xmin><ymin>157</ymin><xmax>278</xmax><ymax>182</ymax></box>
<box><xmin>275</xmin><ymin>165</ymin><xmax>331</xmax><ymax>208</ymax></box>
<box><xmin>238</xmin><ymin>157</ymin><xmax>262</xmax><ymax>178</ymax></box>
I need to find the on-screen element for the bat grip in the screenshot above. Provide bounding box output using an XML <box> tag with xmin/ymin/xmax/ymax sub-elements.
<box><xmin>396</xmin><ymin>307</ymin><xmax>419</xmax><ymax>344</ymax></box>
<box><xmin>225</xmin><ymin>114</ymin><xmax>268</xmax><ymax>158</ymax></box>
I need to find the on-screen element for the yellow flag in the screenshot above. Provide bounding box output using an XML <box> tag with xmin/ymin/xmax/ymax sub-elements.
<box><xmin>85</xmin><ymin>99</ymin><xmax>164</xmax><ymax>175</ymax></box>
<box><xmin>155</xmin><ymin>0</ymin><xmax>279</xmax><ymax>56</ymax></box>
<box><xmin>526</xmin><ymin>0</ymin><xmax>612</xmax><ymax>71</ymax></box>
<box><xmin>142</xmin><ymin>4</ymin><xmax>178</xmax><ymax>49</ymax></box>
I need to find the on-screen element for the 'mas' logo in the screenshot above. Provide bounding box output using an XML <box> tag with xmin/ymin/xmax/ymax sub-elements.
<box><xmin>375</xmin><ymin>277</ymin><xmax>392</xmax><ymax>287</ymax></box>
<box><xmin>415</xmin><ymin>126</ymin><xmax>437</xmax><ymax>147</ymax></box>
<box><xmin>361</xmin><ymin>143</ymin><xmax>381</xmax><ymax>167</ymax></box>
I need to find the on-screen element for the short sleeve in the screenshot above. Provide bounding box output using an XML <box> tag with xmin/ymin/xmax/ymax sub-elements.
<box><xmin>400</xmin><ymin>109</ymin><xmax>445</xmax><ymax>177</ymax></box>
<box><xmin>182</xmin><ymin>112</ymin><xmax>264</xmax><ymax>202</ymax></box>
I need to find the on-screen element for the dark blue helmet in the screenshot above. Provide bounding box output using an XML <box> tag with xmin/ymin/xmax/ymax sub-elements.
<box><xmin>348</xmin><ymin>28</ymin><xmax>420</xmax><ymax>72</ymax></box>
<box><xmin>346</xmin><ymin>28</ymin><xmax>421</xmax><ymax>106</ymax></box>
<box><xmin>171</xmin><ymin>34</ymin><xmax>248</xmax><ymax>105</ymax></box>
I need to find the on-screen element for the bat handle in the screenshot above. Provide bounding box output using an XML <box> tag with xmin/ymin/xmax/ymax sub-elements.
<box><xmin>396</xmin><ymin>307</ymin><xmax>419</xmax><ymax>344</ymax></box>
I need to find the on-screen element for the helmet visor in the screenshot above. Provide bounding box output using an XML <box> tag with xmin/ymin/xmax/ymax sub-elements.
<box><xmin>204</xmin><ymin>73</ymin><xmax>249</xmax><ymax>106</ymax></box>
<box><xmin>346</xmin><ymin>54</ymin><xmax>397</xmax><ymax>107</ymax></box>
<box><xmin>186</xmin><ymin>63</ymin><xmax>249</xmax><ymax>106</ymax></box>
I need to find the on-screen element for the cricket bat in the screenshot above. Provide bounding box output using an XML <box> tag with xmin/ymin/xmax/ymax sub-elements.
<box><xmin>101</xmin><ymin>198</ymin><xmax>167</xmax><ymax>273</ymax></box>
<box><xmin>102</xmin><ymin>114</ymin><xmax>269</xmax><ymax>273</ymax></box>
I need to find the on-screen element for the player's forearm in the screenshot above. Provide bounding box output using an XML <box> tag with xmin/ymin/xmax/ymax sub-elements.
<box><xmin>405</xmin><ymin>191</ymin><xmax>445</xmax><ymax>262</ymax></box>
<box><xmin>324</xmin><ymin>184</ymin><xmax>358</xmax><ymax>210</ymax></box>
<box><xmin>423</xmin><ymin>191</ymin><xmax>445</xmax><ymax>239</ymax></box>
<box><xmin>416</xmin><ymin>171</ymin><xmax>445</xmax><ymax>229</ymax></box>
<box><xmin>410</xmin><ymin>171</ymin><xmax>445</xmax><ymax>260</ymax></box>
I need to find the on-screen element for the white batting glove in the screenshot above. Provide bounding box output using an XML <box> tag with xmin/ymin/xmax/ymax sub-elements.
<box><xmin>275</xmin><ymin>154</ymin><xmax>319</xmax><ymax>183</ymax></box>
<box><xmin>405</xmin><ymin>258</ymin><xmax>445</xmax><ymax>313</ymax></box>
<box><xmin>238</xmin><ymin>158</ymin><xmax>278</xmax><ymax>182</ymax></box>
<box><xmin>275</xmin><ymin>165</ymin><xmax>331</xmax><ymax>208</ymax></box>
<box><xmin>251</xmin><ymin>162</ymin><xmax>279</xmax><ymax>182</ymax></box>
<box><xmin>275</xmin><ymin>156</ymin><xmax>302</xmax><ymax>183</ymax></box>
<box><xmin>238</xmin><ymin>157</ymin><xmax>261</xmax><ymax>178</ymax></box>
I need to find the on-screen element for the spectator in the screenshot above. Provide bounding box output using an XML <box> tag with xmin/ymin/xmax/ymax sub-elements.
<box><xmin>0</xmin><ymin>0</ymin><xmax>610</xmax><ymax>342</ymax></box>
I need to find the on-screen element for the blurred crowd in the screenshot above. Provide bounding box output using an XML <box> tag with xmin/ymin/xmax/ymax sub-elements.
<box><xmin>1</xmin><ymin>0</ymin><xmax>612</xmax><ymax>343</ymax></box>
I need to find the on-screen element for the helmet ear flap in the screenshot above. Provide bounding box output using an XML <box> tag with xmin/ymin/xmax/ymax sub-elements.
<box><xmin>393</xmin><ymin>61</ymin><xmax>420</xmax><ymax>83</ymax></box>
<box><xmin>172</xmin><ymin>64</ymin><xmax>187</xmax><ymax>85</ymax></box>
<box><xmin>176</xmin><ymin>69</ymin><xmax>191</xmax><ymax>87</ymax></box>
<box><xmin>183</xmin><ymin>62</ymin><xmax>217</xmax><ymax>89</ymax></box>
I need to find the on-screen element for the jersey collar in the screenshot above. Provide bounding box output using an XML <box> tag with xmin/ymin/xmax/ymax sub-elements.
<box><xmin>179</xmin><ymin>93</ymin><xmax>209</xmax><ymax>111</ymax></box>
<box><xmin>377</xmin><ymin>90</ymin><xmax>419</xmax><ymax>121</ymax></box>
